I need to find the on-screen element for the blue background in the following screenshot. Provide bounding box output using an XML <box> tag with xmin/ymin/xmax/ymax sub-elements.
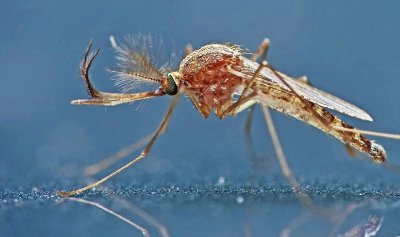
<box><xmin>1</xmin><ymin>1</ymin><xmax>400</xmax><ymax>236</ymax></box>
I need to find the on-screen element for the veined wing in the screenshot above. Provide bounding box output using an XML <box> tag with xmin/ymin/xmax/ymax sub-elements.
<box><xmin>242</xmin><ymin>58</ymin><xmax>373</xmax><ymax>121</ymax></box>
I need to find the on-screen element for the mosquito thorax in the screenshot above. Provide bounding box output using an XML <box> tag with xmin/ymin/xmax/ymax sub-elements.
<box><xmin>165</xmin><ymin>73</ymin><xmax>178</xmax><ymax>95</ymax></box>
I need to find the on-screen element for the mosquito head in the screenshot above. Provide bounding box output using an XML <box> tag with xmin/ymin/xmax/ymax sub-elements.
<box><xmin>161</xmin><ymin>72</ymin><xmax>181</xmax><ymax>96</ymax></box>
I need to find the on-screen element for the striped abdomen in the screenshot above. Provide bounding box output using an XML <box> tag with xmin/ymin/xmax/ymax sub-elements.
<box><xmin>254</xmin><ymin>82</ymin><xmax>386</xmax><ymax>163</ymax></box>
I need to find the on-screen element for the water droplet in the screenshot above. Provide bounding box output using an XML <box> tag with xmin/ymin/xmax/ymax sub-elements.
<box><xmin>236</xmin><ymin>196</ymin><xmax>244</xmax><ymax>204</ymax></box>
<box><xmin>217</xmin><ymin>176</ymin><xmax>225</xmax><ymax>185</ymax></box>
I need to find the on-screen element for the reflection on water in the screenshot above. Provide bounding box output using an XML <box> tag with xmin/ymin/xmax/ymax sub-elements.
<box><xmin>1</xmin><ymin>184</ymin><xmax>399</xmax><ymax>237</ymax></box>
<box><xmin>336</xmin><ymin>216</ymin><xmax>382</xmax><ymax>237</ymax></box>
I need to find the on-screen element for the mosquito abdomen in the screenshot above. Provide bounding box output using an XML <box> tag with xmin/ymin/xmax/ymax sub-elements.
<box><xmin>255</xmin><ymin>82</ymin><xmax>386</xmax><ymax>163</ymax></box>
<box><xmin>317</xmin><ymin>107</ymin><xmax>386</xmax><ymax>163</ymax></box>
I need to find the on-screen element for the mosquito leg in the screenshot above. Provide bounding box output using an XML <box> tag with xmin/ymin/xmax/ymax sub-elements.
<box><xmin>280</xmin><ymin>212</ymin><xmax>310</xmax><ymax>237</ymax></box>
<box><xmin>331</xmin><ymin>126</ymin><xmax>400</xmax><ymax>140</ymax></box>
<box><xmin>238</xmin><ymin>39</ymin><xmax>270</xmax><ymax>98</ymax></box>
<box><xmin>221</xmin><ymin>62</ymin><xmax>264</xmax><ymax>117</ymax></box>
<box><xmin>237</xmin><ymin>39</ymin><xmax>274</xmax><ymax>171</ymax></box>
<box><xmin>243</xmin><ymin>38</ymin><xmax>272</xmax><ymax>121</ymax></box>
<box><xmin>241</xmin><ymin>39</ymin><xmax>273</xmax><ymax>168</ymax></box>
<box><xmin>221</xmin><ymin>40</ymin><xmax>270</xmax><ymax>118</ymax></box>
<box><xmin>223</xmin><ymin>94</ymin><xmax>278</xmax><ymax>174</ymax></box>
<box><xmin>344</xmin><ymin>144</ymin><xmax>357</xmax><ymax>158</ymax></box>
<box><xmin>243</xmin><ymin>39</ymin><xmax>272</xmax><ymax>122</ymax></box>
<box><xmin>65</xmin><ymin>197</ymin><xmax>150</xmax><ymax>237</ymax></box>
<box><xmin>84</xmin><ymin>133</ymin><xmax>154</xmax><ymax>176</ymax></box>
<box><xmin>244</xmin><ymin>105</ymin><xmax>256</xmax><ymax>140</ymax></box>
<box><xmin>261</xmin><ymin>105</ymin><xmax>338</xmax><ymax>219</ymax></box>
<box><xmin>116</xmin><ymin>198</ymin><xmax>170</xmax><ymax>237</ymax></box>
<box><xmin>83</xmin><ymin>43</ymin><xmax>195</xmax><ymax>176</ymax></box>
<box><xmin>58</xmin><ymin>92</ymin><xmax>181</xmax><ymax>197</ymax></box>
<box><xmin>221</xmin><ymin>93</ymin><xmax>257</xmax><ymax>140</ymax></box>
<box><xmin>228</xmin><ymin>40</ymin><xmax>330</xmax><ymax>216</ymax></box>
<box><xmin>262</xmin><ymin>105</ymin><xmax>343</xmax><ymax>219</ymax></box>
<box><xmin>243</xmin><ymin>38</ymin><xmax>271</xmax><ymax>135</ymax></box>
<box><xmin>243</xmin><ymin>105</ymin><xmax>272</xmax><ymax>172</ymax></box>
<box><xmin>251</xmin><ymin>38</ymin><xmax>270</xmax><ymax>62</ymax></box>
<box><xmin>219</xmin><ymin>92</ymin><xmax>258</xmax><ymax>118</ymax></box>
<box><xmin>221</xmin><ymin>39</ymin><xmax>270</xmax><ymax>118</ymax></box>
<box><xmin>261</xmin><ymin>106</ymin><xmax>302</xmax><ymax>192</ymax></box>
<box><xmin>184</xmin><ymin>44</ymin><xmax>194</xmax><ymax>57</ymax></box>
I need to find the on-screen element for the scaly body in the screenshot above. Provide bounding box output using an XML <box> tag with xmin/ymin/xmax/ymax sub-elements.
<box><xmin>177</xmin><ymin>44</ymin><xmax>385</xmax><ymax>162</ymax></box>
<box><xmin>59</xmin><ymin>37</ymin><xmax>386</xmax><ymax>197</ymax></box>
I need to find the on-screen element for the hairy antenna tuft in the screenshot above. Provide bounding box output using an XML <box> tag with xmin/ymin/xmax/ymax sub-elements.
<box><xmin>109</xmin><ymin>34</ymin><xmax>175</xmax><ymax>93</ymax></box>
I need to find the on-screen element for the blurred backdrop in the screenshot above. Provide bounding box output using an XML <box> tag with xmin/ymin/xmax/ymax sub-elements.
<box><xmin>1</xmin><ymin>1</ymin><xmax>400</xmax><ymax>236</ymax></box>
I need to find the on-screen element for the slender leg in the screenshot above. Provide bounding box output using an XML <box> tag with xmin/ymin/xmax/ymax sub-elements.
<box><xmin>58</xmin><ymin>91</ymin><xmax>181</xmax><ymax>197</ymax></box>
<box><xmin>236</xmin><ymin>42</ymin><xmax>329</xmax><ymax>214</ymax></box>
<box><xmin>280</xmin><ymin>213</ymin><xmax>310</xmax><ymax>237</ymax></box>
<box><xmin>243</xmin><ymin>39</ymin><xmax>271</xmax><ymax>131</ymax></box>
<box><xmin>82</xmin><ymin>43</ymin><xmax>195</xmax><ymax>176</ymax></box>
<box><xmin>220</xmin><ymin>40</ymin><xmax>270</xmax><ymax>118</ymax></box>
<box><xmin>240</xmin><ymin>39</ymin><xmax>274</xmax><ymax>170</ymax></box>
<box><xmin>219</xmin><ymin>92</ymin><xmax>258</xmax><ymax>118</ymax></box>
<box><xmin>243</xmin><ymin>106</ymin><xmax>272</xmax><ymax>172</ymax></box>
<box><xmin>224</xmin><ymin>41</ymin><xmax>328</xmax><ymax>215</ymax></box>
<box><xmin>261</xmin><ymin>106</ymin><xmax>334</xmax><ymax>217</ymax></box>
<box><xmin>244</xmin><ymin>105</ymin><xmax>256</xmax><ymax>139</ymax></box>
<box><xmin>186</xmin><ymin>92</ymin><xmax>211</xmax><ymax>118</ymax></box>
<box><xmin>241</xmin><ymin>39</ymin><xmax>272</xmax><ymax>170</ymax></box>
<box><xmin>238</xmin><ymin>39</ymin><xmax>270</xmax><ymax>99</ymax></box>
<box><xmin>221</xmin><ymin>61</ymin><xmax>268</xmax><ymax>117</ymax></box>
<box><xmin>331</xmin><ymin>126</ymin><xmax>400</xmax><ymax>140</ymax></box>
<box><xmin>65</xmin><ymin>197</ymin><xmax>150</xmax><ymax>237</ymax></box>
<box><xmin>223</xmin><ymin>41</ymin><xmax>312</xmax><ymax>207</ymax></box>
<box><xmin>243</xmin><ymin>74</ymin><xmax>316</xmax><ymax>172</ymax></box>
<box><xmin>184</xmin><ymin>44</ymin><xmax>194</xmax><ymax>57</ymax></box>
<box><xmin>116</xmin><ymin>198</ymin><xmax>170</xmax><ymax>237</ymax></box>
<box><xmin>261</xmin><ymin>106</ymin><xmax>302</xmax><ymax>192</ymax></box>
<box><xmin>251</xmin><ymin>38</ymin><xmax>270</xmax><ymax>62</ymax></box>
<box><xmin>84</xmin><ymin>133</ymin><xmax>153</xmax><ymax>176</ymax></box>
<box><xmin>344</xmin><ymin>144</ymin><xmax>357</xmax><ymax>158</ymax></box>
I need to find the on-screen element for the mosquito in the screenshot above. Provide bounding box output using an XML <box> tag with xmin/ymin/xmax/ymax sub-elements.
<box><xmin>58</xmin><ymin>35</ymin><xmax>387</xmax><ymax>197</ymax></box>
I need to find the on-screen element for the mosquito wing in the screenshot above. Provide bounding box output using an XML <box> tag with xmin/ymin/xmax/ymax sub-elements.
<box><xmin>243</xmin><ymin>59</ymin><xmax>373</xmax><ymax>121</ymax></box>
<box><xmin>277</xmin><ymin>72</ymin><xmax>373</xmax><ymax>121</ymax></box>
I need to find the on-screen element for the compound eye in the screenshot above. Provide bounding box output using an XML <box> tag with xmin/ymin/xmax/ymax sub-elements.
<box><xmin>166</xmin><ymin>73</ymin><xmax>178</xmax><ymax>95</ymax></box>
